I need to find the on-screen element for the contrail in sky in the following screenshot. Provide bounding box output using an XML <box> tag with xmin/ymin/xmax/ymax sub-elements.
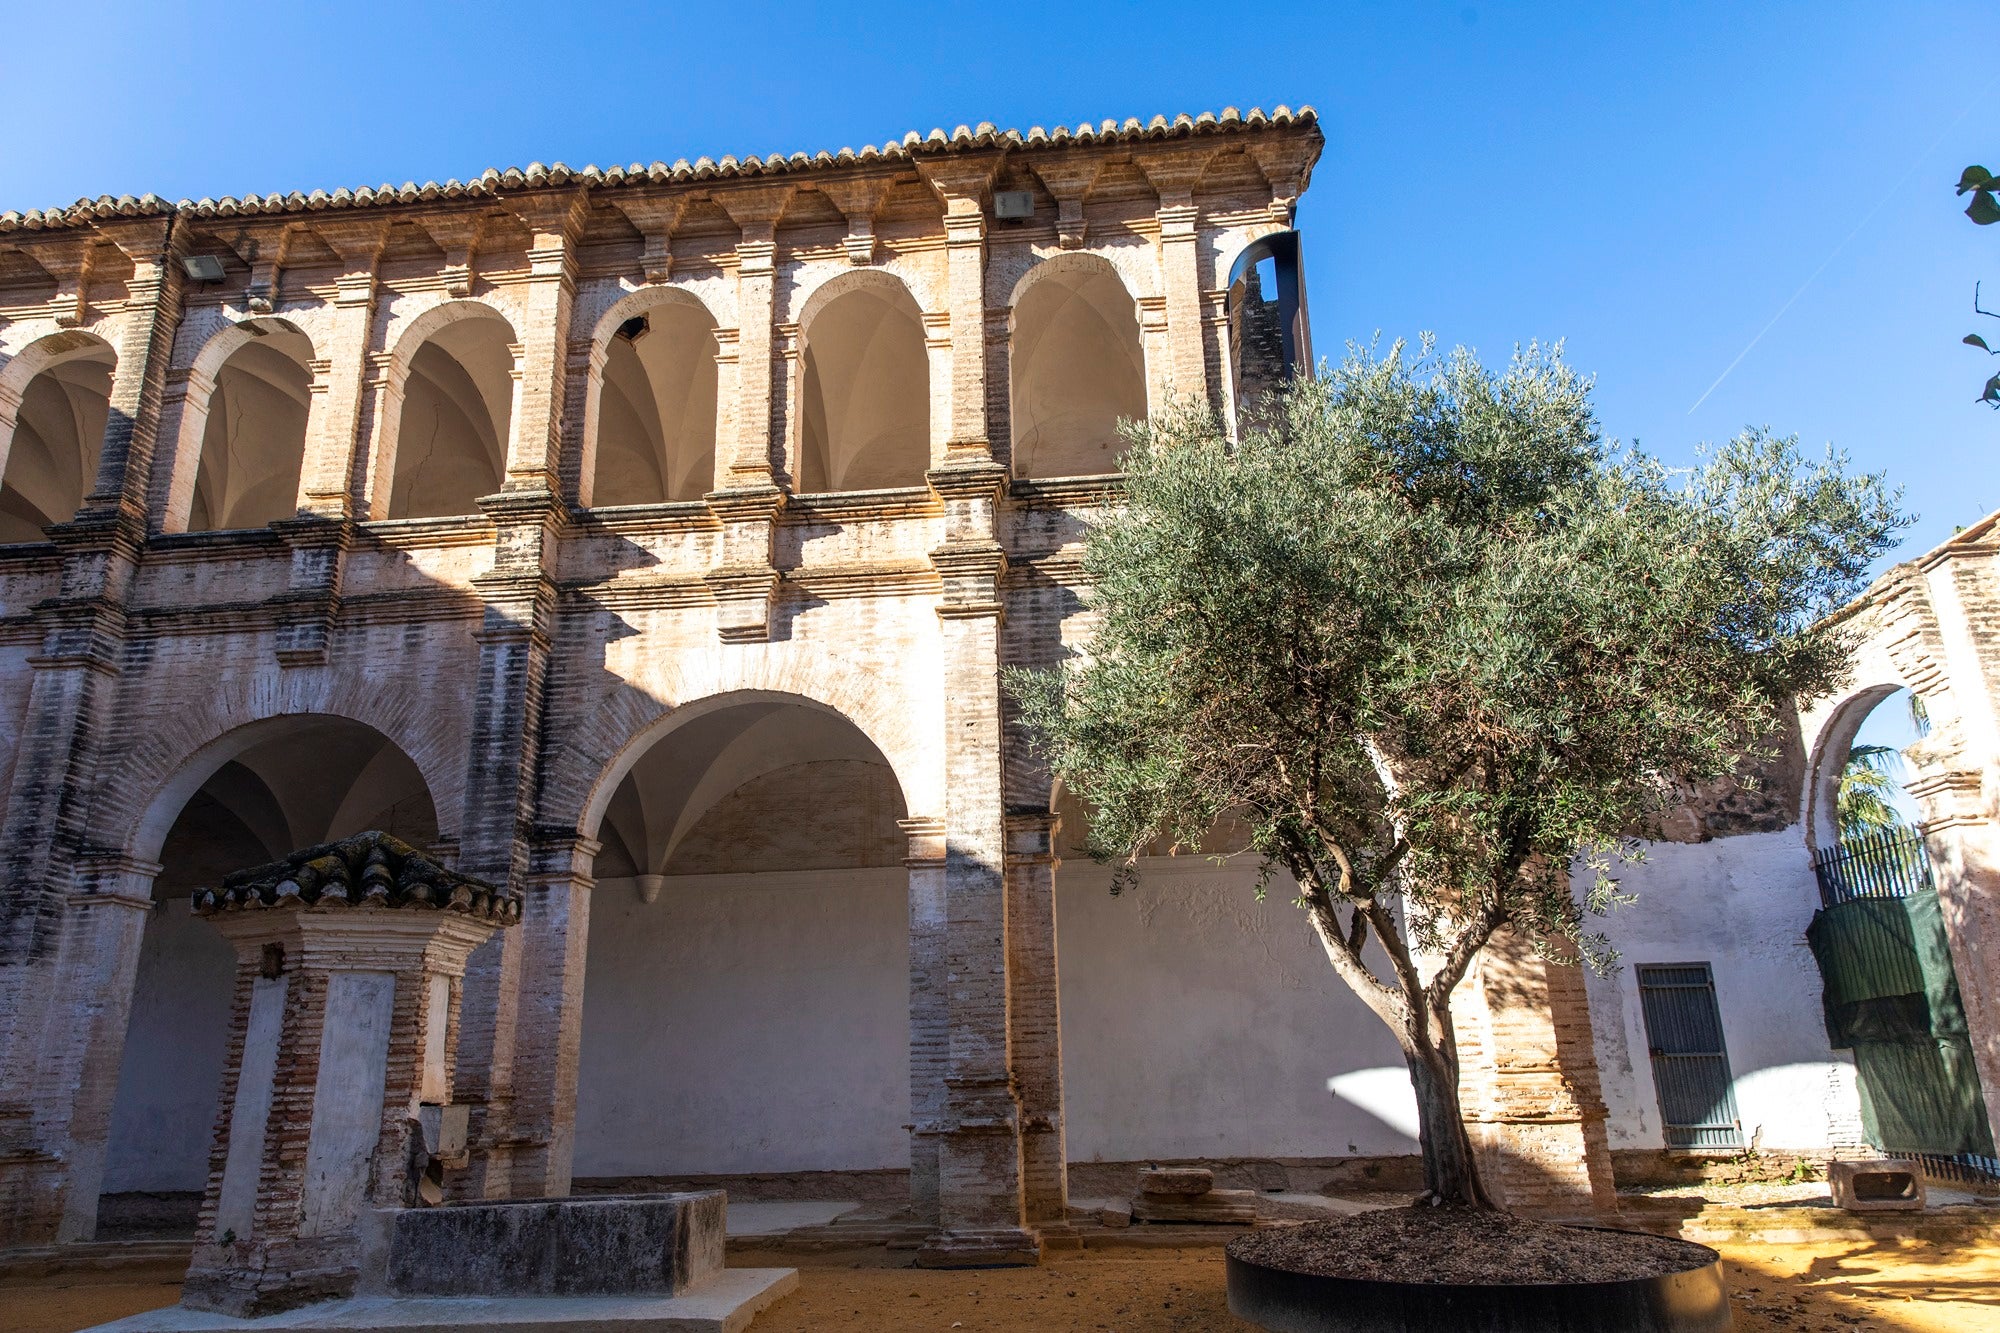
<box><xmin>1687</xmin><ymin>84</ymin><xmax>1993</xmax><ymax>416</ymax></box>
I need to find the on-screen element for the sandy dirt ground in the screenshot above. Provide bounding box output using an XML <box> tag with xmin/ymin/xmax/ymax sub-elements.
<box><xmin>3</xmin><ymin>1239</ymin><xmax>1996</xmax><ymax>1333</ymax></box>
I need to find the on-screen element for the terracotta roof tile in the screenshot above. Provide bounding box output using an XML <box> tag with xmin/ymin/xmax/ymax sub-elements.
<box><xmin>0</xmin><ymin>105</ymin><xmax>1317</xmax><ymax>235</ymax></box>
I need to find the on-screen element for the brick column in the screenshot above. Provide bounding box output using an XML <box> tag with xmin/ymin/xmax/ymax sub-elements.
<box><xmin>502</xmin><ymin>192</ymin><xmax>588</xmax><ymax>492</ymax></box>
<box><xmin>268</xmin><ymin>221</ymin><xmax>386</xmax><ymax>666</ymax></box>
<box><xmin>296</xmin><ymin>222</ymin><xmax>388</xmax><ymax>521</ymax></box>
<box><xmin>704</xmin><ymin>186</ymin><xmax>793</xmax><ymax>642</ymax></box>
<box><xmin>0</xmin><ymin>220</ymin><xmax>184</xmax><ymax>1246</ymax></box>
<box><xmin>38</xmin><ymin>857</ymin><xmax>158</xmax><ymax>1243</ymax></box>
<box><xmin>448</xmin><ymin>194</ymin><xmax>584</xmax><ymax>1198</ymax></box>
<box><xmin>1449</xmin><ymin>927</ymin><xmax>1618</xmax><ymax>1219</ymax></box>
<box><xmin>920</xmin><ymin>160</ymin><xmax>1002</xmax><ymax>466</ymax></box>
<box><xmin>1003</xmin><ymin>812</ymin><xmax>1069</xmax><ymax>1234</ymax></box>
<box><xmin>921</xmin><ymin>468</ymin><xmax>1036</xmax><ymax>1267</ymax></box>
<box><xmin>903</xmin><ymin>817</ymin><xmax>948</xmax><ymax>1225</ymax></box>
<box><xmin>451</xmin><ymin>485</ymin><xmax>563</xmax><ymax>1198</ymax></box>
<box><xmin>1136</xmin><ymin>151</ymin><xmax>1216</xmax><ymax>406</ymax></box>
<box><xmin>82</xmin><ymin>219</ymin><xmax>185</xmax><ymax>520</ymax></box>
<box><xmin>502</xmin><ymin>835</ymin><xmax>596</xmax><ymax>1196</ymax></box>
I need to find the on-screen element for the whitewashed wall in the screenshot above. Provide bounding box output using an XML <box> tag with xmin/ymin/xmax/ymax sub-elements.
<box><xmin>569</xmin><ymin>835</ymin><xmax>1862</xmax><ymax>1182</ymax></box>
<box><xmin>1057</xmin><ymin>858</ymin><xmax>1417</xmax><ymax>1163</ymax></box>
<box><xmin>572</xmin><ymin>868</ymin><xmax>910</xmax><ymax>1177</ymax></box>
<box><xmin>1584</xmin><ymin>832</ymin><xmax>1866</xmax><ymax>1152</ymax></box>
<box><xmin>103</xmin><ymin>906</ymin><xmax>237</xmax><ymax>1192</ymax></box>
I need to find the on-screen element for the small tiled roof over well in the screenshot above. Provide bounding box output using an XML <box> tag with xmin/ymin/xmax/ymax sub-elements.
<box><xmin>191</xmin><ymin>830</ymin><xmax>520</xmax><ymax>923</ymax></box>
<box><xmin>0</xmin><ymin>106</ymin><xmax>1318</xmax><ymax>234</ymax></box>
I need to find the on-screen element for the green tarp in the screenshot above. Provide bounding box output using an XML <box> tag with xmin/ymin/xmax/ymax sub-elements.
<box><xmin>1807</xmin><ymin>891</ymin><xmax>1994</xmax><ymax>1156</ymax></box>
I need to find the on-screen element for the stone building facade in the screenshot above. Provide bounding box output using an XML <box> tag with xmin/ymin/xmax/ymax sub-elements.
<box><xmin>0</xmin><ymin>108</ymin><xmax>1374</xmax><ymax>1261</ymax></box>
<box><xmin>2</xmin><ymin>102</ymin><xmax>1987</xmax><ymax>1266</ymax></box>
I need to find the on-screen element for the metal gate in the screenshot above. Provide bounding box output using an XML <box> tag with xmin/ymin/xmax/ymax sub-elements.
<box><xmin>1637</xmin><ymin>962</ymin><xmax>1744</xmax><ymax>1150</ymax></box>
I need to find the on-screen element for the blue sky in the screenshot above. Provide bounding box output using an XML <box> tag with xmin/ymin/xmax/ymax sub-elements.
<box><xmin>3</xmin><ymin>2</ymin><xmax>1992</xmax><ymax>563</ymax></box>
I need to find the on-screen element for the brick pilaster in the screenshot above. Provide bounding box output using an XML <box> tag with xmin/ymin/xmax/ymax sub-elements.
<box><xmin>1003</xmin><ymin>812</ymin><xmax>1069</xmax><ymax>1233</ymax></box>
<box><xmin>903</xmin><ymin>817</ymin><xmax>949</xmax><ymax>1225</ymax></box>
<box><xmin>1136</xmin><ymin>151</ymin><xmax>1216</xmax><ymax>406</ymax></box>
<box><xmin>919</xmin><ymin>463</ymin><xmax>1037</xmax><ymax>1267</ymax></box>
<box><xmin>0</xmin><ymin>220</ymin><xmax>185</xmax><ymax>1246</ymax></box>
<box><xmin>1450</xmin><ymin>927</ymin><xmax>1618</xmax><ymax>1219</ymax></box>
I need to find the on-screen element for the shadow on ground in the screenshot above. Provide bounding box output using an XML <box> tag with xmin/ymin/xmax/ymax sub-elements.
<box><xmin>7</xmin><ymin>1236</ymin><xmax>1998</xmax><ymax>1333</ymax></box>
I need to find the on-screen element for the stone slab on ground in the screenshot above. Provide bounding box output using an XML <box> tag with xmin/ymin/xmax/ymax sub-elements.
<box><xmin>81</xmin><ymin>1267</ymin><xmax>797</xmax><ymax>1333</ymax></box>
<box><xmin>1136</xmin><ymin>1167</ymin><xmax>1213</xmax><ymax>1196</ymax></box>
<box><xmin>1131</xmin><ymin>1188</ymin><xmax>1258</xmax><ymax>1224</ymax></box>
<box><xmin>723</xmin><ymin>1201</ymin><xmax>860</xmax><ymax>1237</ymax></box>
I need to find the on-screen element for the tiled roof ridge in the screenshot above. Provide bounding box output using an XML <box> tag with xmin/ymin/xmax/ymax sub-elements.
<box><xmin>191</xmin><ymin>828</ymin><xmax>519</xmax><ymax>922</ymax></box>
<box><xmin>0</xmin><ymin>105</ymin><xmax>1318</xmax><ymax>235</ymax></box>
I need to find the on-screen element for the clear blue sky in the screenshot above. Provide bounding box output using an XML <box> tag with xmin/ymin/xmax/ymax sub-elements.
<box><xmin>3</xmin><ymin>2</ymin><xmax>1991</xmax><ymax>563</ymax></box>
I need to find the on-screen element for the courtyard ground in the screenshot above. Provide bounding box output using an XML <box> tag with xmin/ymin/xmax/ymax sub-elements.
<box><xmin>4</xmin><ymin>1237</ymin><xmax>1998</xmax><ymax>1333</ymax></box>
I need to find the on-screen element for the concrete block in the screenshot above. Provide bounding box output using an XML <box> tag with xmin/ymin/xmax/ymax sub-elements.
<box><xmin>1829</xmin><ymin>1160</ymin><xmax>1926</xmax><ymax>1212</ymax></box>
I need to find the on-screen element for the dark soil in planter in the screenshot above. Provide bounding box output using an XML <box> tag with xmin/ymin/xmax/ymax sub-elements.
<box><xmin>1227</xmin><ymin>1208</ymin><xmax>1730</xmax><ymax>1332</ymax></box>
<box><xmin>1227</xmin><ymin>1208</ymin><xmax>1717</xmax><ymax>1285</ymax></box>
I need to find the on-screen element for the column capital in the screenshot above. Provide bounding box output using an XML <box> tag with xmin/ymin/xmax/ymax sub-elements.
<box><xmin>306</xmin><ymin>217</ymin><xmax>392</xmax><ymax>272</ymax></box>
<box><xmin>505</xmin><ymin>188</ymin><xmax>591</xmax><ymax>247</ymax></box>
<box><xmin>1028</xmin><ymin>158</ymin><xmax>1104</xmax><ymax>250</ymax></box>
<box><xmin>1135</xmin><ymin>147</ymin><xmax>1218</xmax><ymax>206</ymax></box>
<box><xmin>608</xmin><ymin>193</ymin><xmax>693</xmax><ymax>283</ymax></box>
<box><xmin>901</xmin><ymin>816</ymin><xmax>949</xmax><ymax>867</ymax></box>
<box><xmin>817</xmin><ymin>175</ymin><xmax>896</xmax><ymax>265</ymax></box>
<box><xmin>25</xmin><ymin>234</ymin><xmax>101</xmax><ymax>327</ymax></box>
<box><xmin>1245</xmin><ymin>137</ymin><xmax>1318</xmax><ymax>227</ymax></box>
<box><xmin>919</xmin><ymin>156</ymin><xmax>1005</xmax><ymax>214</ymax></box>
<box><xmin>716</xmin><ymin>183</ymin><xmax>796</xmax><ymax>240</ymax></box>
<box><xmin>421</xmin><ymin>210</ymin><xmax>491</xmax><ymax>297</ymax></box>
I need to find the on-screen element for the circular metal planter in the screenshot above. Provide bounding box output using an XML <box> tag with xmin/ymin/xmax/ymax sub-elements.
<box><xmin>1225</xmin><ymin>1230</ymin><xmax>1732</xmax><ymax>1333</ymax></box>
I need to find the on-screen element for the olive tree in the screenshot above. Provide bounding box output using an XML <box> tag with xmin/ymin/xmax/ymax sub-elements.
<box><xmin>1010</xmin><ymin>343</ymin><xmax>1905</xmax><ymax>1208</ymax></box>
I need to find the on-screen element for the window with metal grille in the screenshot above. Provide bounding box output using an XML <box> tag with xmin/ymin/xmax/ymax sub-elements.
<box><xmin>1636</xmin><ymin>962</ymin><xmax>1745</xmax><ymax>1150</ymax></box>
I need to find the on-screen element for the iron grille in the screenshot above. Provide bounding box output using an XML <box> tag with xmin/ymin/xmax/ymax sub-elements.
<box><xmin>1813</xmin><ymin>827</ymin><xmax>1935</xmax><ymax>907</ymax></box>
<box><xmin>1904</xmin><ymin>1152</ymin><xmax>2000</xmax><ymax>1187</ymax></box>
<box><xmin>1636</xmin><ymin>962</ymin><xmax>1745</xmax><ymax>1151</ymax></box>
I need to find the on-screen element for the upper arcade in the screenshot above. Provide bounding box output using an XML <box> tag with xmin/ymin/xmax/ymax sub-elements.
<box><xmin>0</xmin><ymin>108</ymin><xmax>1321</xmax><ymax>552</ymax></box>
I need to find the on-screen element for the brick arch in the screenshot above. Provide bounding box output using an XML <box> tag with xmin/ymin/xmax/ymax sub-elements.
<box><xmin>794</xmin><ymin>267</ymin><xmax>925</xmax><ymax>345</ymax></box>
<box><xmin>576</xmin><ymin>285</ymin><xmax>724</xmax><ymax>507</ymax></box>
<box><xmin>1006</xmin><ymin>249</ymin><xmax>1134</xmax><ymax>312</ymax></box>
<box><xmin>100</xmin><ymin>672</ymin><xmax>468</xmax><ymax>865</ymax></box>
<box><xmin>363</xmin><ymin>297</ymin><xmax>521</xmax><ymax>518</ymax></box>
<box><xmin>0</xmin><ymin>326</ymin><xmax>120</xmax><ymax>485</ymax></box>
<box><xmin>157</xmin><ymin>316</ymin><xmax>316</xmax><ymax>534</ymax></box>
<box><xmin>541</xmin><ymin>642</ymin><xmax>937</xmax><ymax>840</ymax></box>
<box><xmin>1796</xmin><ymin>565</ymin><xmax>1975</xmax><ymax>851</ymax></box>
<box><xmin>1005</xmin><ymin>251</ymin><xmax>1149</xmax><ymax>479</ymax></box>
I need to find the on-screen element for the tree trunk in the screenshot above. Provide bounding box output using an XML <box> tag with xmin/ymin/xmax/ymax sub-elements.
<box><xmin>1403</xmin><ymin>1006</ymin><xmax>1496</xmax><ymax>1210</ymax></box>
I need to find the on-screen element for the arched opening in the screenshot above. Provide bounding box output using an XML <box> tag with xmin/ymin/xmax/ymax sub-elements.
<box><xmin>592</xmin><ymin>299</ymin><xmax>720</xmax><ymax>505</ymax></box>
<box><xmin>0</xmin><ymin>336</ymin><xmax>115</xmax><ymax>542</ymax></box>
<box><xmin>1806</xmin><ymin>685</ymin><xmax>1924</xmax><ymax>856</ymax></box>
<box><xmin>1226</xmin><ymin>231</ymin><xmax>1312</xmax><ymax>435</ymax></box>
<box><xmin>573</xmin><ymin>696</ymin><xmax>911</xmax><ymax>1192</ymax></box>
<box><xmin>97</xmin><ymin>716</ymin><xmax>438</xmax><ymax>1239</ymax></box>
<box><xmin>797</xmin><ymin>277</ymin><xmax>929</xmax><ymax>492</ymax></box>
<box><xmin>387</xmin><ymin>312</ymin><xmax>513</xmax><ymax>518</ymax></box>
<box><xmin>1801</xmin><ymin>686</ymin><xmax>1993</xmax><ymax>1162</ymax></box>
<box><xmin>1010</xmin><ymin>258</ymin><xmax>1146</xmax><ymax>478</ymax></box>
<box><xmin>189</xmin><ymin>325</ymin><xmax>312</xmax><ymax>531</ymax></box>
